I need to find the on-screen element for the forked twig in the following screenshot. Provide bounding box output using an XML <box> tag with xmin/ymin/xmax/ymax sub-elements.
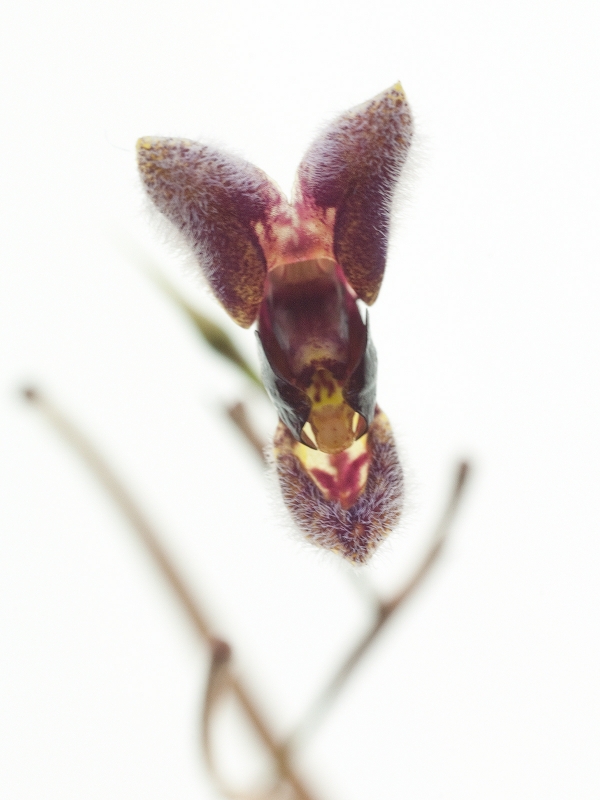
<box><xmin>202</xmin><ymin>639</ymin><xmax>291</xmax><ymax>800</ymax></box>
<box><xmin>284</xmin><ymin>461</ymin><xmax>470</xmax><ymax>752</ymax></box>
<box><xmin>22</xmin><ymin>386</ymin><xmax>319</xmax><ymax>800</ymax></box>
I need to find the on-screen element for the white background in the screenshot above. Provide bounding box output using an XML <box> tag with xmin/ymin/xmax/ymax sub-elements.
<box><xmin>1</xmin><ymin>0</ymin><xmax>599</xmax><ymax>798</ymax></box>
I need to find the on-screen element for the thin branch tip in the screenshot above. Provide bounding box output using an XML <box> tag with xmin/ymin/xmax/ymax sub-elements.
<box><xmin>226</xmin><ymin>401</ymin><xmax>268</xmax><ymax>462</ymax></box>
<box><xmin>456</xmin><ymin>460</ymin><xmax>470</xmax><ymax>491</ymax></box>
<box><xmin>21</xmin><ymin>385</ymin><xmax>40</xmax><ymax>403</ymax></box>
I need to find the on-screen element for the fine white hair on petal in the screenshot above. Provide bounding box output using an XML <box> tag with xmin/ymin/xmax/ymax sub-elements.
<box><xmin>295</xmin><ymin>83</ymin><xmax>413</xmax><ymax>306</ymax></box>
<box><xmin>136</xmin><ymin>137</ymin><xmax>286</xmax><ymax>327</ymax></box>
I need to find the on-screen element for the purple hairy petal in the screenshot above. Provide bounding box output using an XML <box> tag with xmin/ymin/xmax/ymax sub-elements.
<box><xmin>295</xmin><ymin>82</ymin><xmax>413</xmax><ymax>305</ymax></box>
<box><xmin>137</xmin><ymin>137</ymin><xmax>287</xmax><ymax>328</ymax></box>
<box><xmin>273</xmin><ymin>407</ymin><xmax>403</xmax><ymax>563</ymax></box>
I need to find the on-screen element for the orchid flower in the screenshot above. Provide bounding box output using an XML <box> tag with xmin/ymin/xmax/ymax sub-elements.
<box><xmin>137</xmin><ymin>83</ymin><xmax>413</xmax><ymax>563</ymax></box>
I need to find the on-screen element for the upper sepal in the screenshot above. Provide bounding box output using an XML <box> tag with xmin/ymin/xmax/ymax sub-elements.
<box><xmin>295</xmin><ymin>83</ymin><xmax>413</xmax><ymax>305</ymax></box>
<box><xmin>137</xmin><ymin>137</ymin><xmax>285</xmax><ymax>327</ymax></box>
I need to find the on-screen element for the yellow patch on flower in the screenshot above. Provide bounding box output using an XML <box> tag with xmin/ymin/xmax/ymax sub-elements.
<box><xmin>291</xmin><ymin>434</ymin><xmax>371</xmax><ymax>510</ymax></box>
<box><xmin>304</xmin><ymin>367</ymin><xmax>356</xmax><ymax>454</ymax></box>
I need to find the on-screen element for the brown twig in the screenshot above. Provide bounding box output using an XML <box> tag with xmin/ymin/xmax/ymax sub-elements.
<box><xmin>202</xmin><ymin>639</ymin><xmax>289</xmax><ymax>800</ymax></box>
<box><xmin>22</xmin><ymin>386</ymin><xmax>319</xmax><ymax>800</ymax></box>
<box><xmin>116</xmin><ymin>239</ymin><xmax>264</xmax><ymax>389</ymax></box>
<box><xmin>225</xmin><ymin>402</ymin><xmax>267</xmax><ymax>463</ymax></box>
<box><xmin>284</xmin><ymin>461</ymin><xmax>470</xmax><ymax>752</ymax></box>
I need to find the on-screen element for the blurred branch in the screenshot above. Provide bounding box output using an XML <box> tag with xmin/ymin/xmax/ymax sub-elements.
<box><xmin>119</xmin><ymin>242</ymin><xmax>269</xmax><ymax>459</ymax></box>
<box><xmin>225</xmin><ymin>402</ymin><xmax>267</xmax><ymax>463</ymax></box>
<box><xmin>118</xmin><ymin>239</ymin><xmax>264</xmax><ymax>389</ymax></box>
<box><xmin>120</xmin><ymin>241</ymin><xmax>269</xmax><ymax>458</ymax></box>
<box><xmin>22</xmin><ymin>386</ymin><xmax>318</xmax><ymax>800</ymax></box>
<box><xmin>202</xmin><ymin>638</ymin><xmax>290</xmax><ymax>800</ymax></box>
<box><xmin>285</xmin><ymin>461</ymin><xmax>470</xmax><ymax>752</ymax></box>
<box><xmin>150</xmin><ymin>270</ymin><xmax>264</xmax><ymax>389</ymax></box>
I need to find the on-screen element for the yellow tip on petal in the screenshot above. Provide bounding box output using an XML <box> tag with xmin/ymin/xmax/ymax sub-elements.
<box><xmin>136</xmin><ymin>137</ymin><xmax>154</xmax><ymax>150</ymax></box>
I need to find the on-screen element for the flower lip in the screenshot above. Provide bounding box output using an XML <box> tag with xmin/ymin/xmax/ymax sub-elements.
<box><xmin>257</xmin><ymin>258</ymin><xmax>376</xmax><ymax>452</ymax></box>
<box><xmin>273</xmin><ymin>406</ymin><xmax>403</xmax><ymax>563</ymax></box>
